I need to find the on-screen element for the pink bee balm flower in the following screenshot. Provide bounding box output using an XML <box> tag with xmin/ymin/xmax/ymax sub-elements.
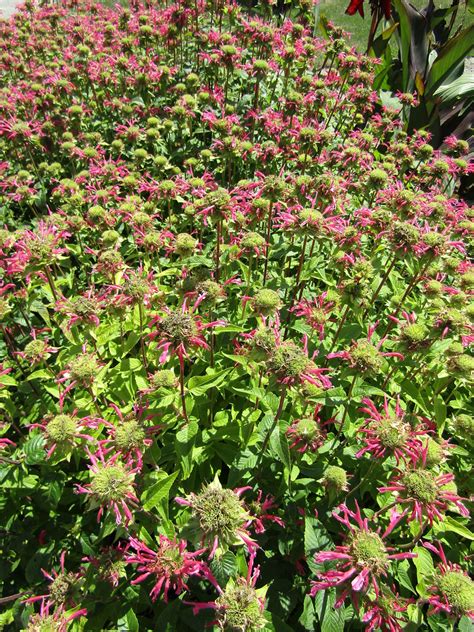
<box><xmin>286</xmin><ymin>405</ymin><xmax>330</xmax><ymax>453</ymax></box>
<box><xmin>186</xmin><ymin>552</ymin><xmax>268</xmax><ymax>631</ymax></box>
<box><xmin>0</xmin><ymin>420</ymin><xmax>15</xmax><ymax>450</ymax></box>
<box><xmin>25</xmin><ymin>552</ymin><xmax>83</xmax><ymax>612</ymax></box>
<box><xmin>149</xmin><ymin>297</ymin><xmax>225</xmax><ymax>366</ymax></box>
<box><xmin>423</xmin><ymin>542</ymin><xmax>474</xmax><ymax>621</ymax></box>
<box><xmin>327</xmin><ymin>323</ymin><xmax>403</xmax><ymax>374</ymax></box>
<box><xmin>75</xmin><ymin>447</ymin><xmax>139</xmax><ymax>526</ymax></box>
<box><xmin>355</xmin><ymin>397</ymin><xmax>430</xmax><ymax>463</ymax></box>
<box><xmin>24</xmin><ymin>602</ymin><xmax>87</xmax><ymax>632</ymax></box>
<box><xmin>361</xmin><ymin>587</ymin><xmax>412</xmax><ymax>632</ymax></box>
<box><xmin>292</xmin><ymin>292</ymin><xmax>337</xmax><ymax>341</ymax></box>
<box><xmin>125</xmin><ymin>535</ymin><xmax>214</xmax><ymax>602</ymax></box>
<box><xmin>16</xmin><ymin>330</ymin><xmax>59</xmax><ymax>364</ymax></box>
<box><xmin>90</xmin><ymin>402</ymin><xmax>160</xmax><ymax>470</ymax></box>
<box><xmin>55</xmin><ymin>290</ymin><xmax>105</xmax><ymax>329</ymax></box>
<box><xmin>82</xmin><ymin>546</ymin><xmax>126</xmax><ymax>588</ymax></box>
<box><xmin>175</xmin><ymin>477</ymin><xmax>256</xmax><ymax>558</ymax></box>
<box><xmin>29</xmin><ymin>411</ymin><xmax>94</xmax><ymax>459</ymax></box>
<box><xmin>310</xmin><ymin>503</ymin><xmax>415</xmax><ymax>604</ymax></box>
<box><xmin>247</xmin><ymin>490</ymin><xmax>285</xmax><ymax>534</ymax></box>
<box><xmin>378</xmin><ymin>454</ymin><xmax>469</xmax><ymax>525</ymax></box>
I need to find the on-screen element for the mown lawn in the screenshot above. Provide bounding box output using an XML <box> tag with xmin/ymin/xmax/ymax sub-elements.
<box><xmin>316</xmin><ymin>0</ymin><xmax>473</xmax><ymax>50</ymax></box>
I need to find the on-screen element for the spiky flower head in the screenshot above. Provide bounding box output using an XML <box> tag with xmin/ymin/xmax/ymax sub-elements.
<box><xmin>251</xmin><ymin>289</ymin><xmax>281</xmax><ymax>316</ymax></box>
<box><xmin>198</xmin><ymin>280</ymin><xmax>226</xmax><ymax>304</ymax></box>
<box><xmin>113</xmin><ymin>416</ymin><xmax>146</xmax><ymax>453</ymax></box>
<box><xmin>349</xmin><ymin>530</ymin><xmax>389</xmax><ymax>577</ymax></box>
<box><xmin>423</xmin><ymin>437</ymin><xmax>446</xmax><ymax>468</ymax></box>
<box><xmin>175</xmin><ymin>233</ymin><xmax>197</xmax><ymax>257</ymax></box>
<box><xmin>46</xmin><ymin>414</ymin><xmax>79</xmax><ymax>447</ymax></box>
<box><xmin>379</xmin><ymin>464</ymin><xmax>468</xmax><ymax>524</ymax></box>
<box><xmin>48</xmin><ymin>572</ymin><xmax>80</xmax><ymax>607</ymax></box>
<box><xmin>215</xmin><ymin>578</ymin><xmax>267</xmax><ymax>631</ymax></box>
<box><xmin>23</xmin><ymin>339</ymin><xmax>49</xmax><ymax>363</ymax></box>
<box><xmin>126</xmin><ymin>535</ymin><xmax>211</xmax><ymax>603</ymax></box>
<box><xmin>424</xmin><ymin>542</ymin><xmax>474</xmax><ymax>620</ymax></box>
<box><xmin>122</xmin><ymin>272</ymin><xmax>151</xmax><ymax>303</ymax></box>
<box><xmin>323</xmin><ymin>466</ymin><xmax>348</xmax><ymax>495</ymax></box>
<box><xmin>89</xmin><ymin>461</ymin><xmax>135</xmax><ymax>505</ymax></box>
<box><xmin>311</xmin><ymin>503</ymin><xmax>415</xmax><ymax>598</ymax></box>
<box><xmin>68</xmin><ymin>353</ymin><xmax>100</xmax><ymax>385</ymax></box>
<box><xmin>240</xmin><ymin>232</ymin><xmax>265</xmax><ymax>251</ymax></box>
<box><xmin>76</xmin><ymin>449</ymin><xmax>138</xmax><ymax>525</ymax></box>
<box><xmin>150</xmin><ymin>369</ymin><xmax>176</xmax><ymax>390</ymax></box>
<box><xmin>349</xmin><ymin>339</ymin><xmax>384</xmax><ymax>373</ymax></box>
<box><xmin>249</xmin><ymin>327</ymin><xmax>277</xmax><ymax>357</ymax></box>
<box><xmin>287</xmin><ymin>415</ymin><xmax>325</xmax><ymax>453</ymax></box>
<box><xmin>158</xmin><ymin>311</ymin><xmax>198</xmax><ymax>345</ymax></box>
<box><xmin>434</xmin><ymin>570</ymin><xmax>474</xmax><ymax>619</ymax></box>
<box><xmin>449</xmin><ymin>414</ymin><xmax>473</xmax><ymax>443</ymax></box>
<box><xmin>177</xmin><ymin>477</ymin><xmax>253</xmax><ymax>556</ymax></box>
<box><xmin>448</xmin><ymin>353</ymin><xmax>474</xmax><ymax>380</ymax></box>
<box><xmin>268</xmin><ymin>341</ymin><xmax>310</xmax><ymax>380</ymax></box>
<box><xmin>399</xmin><ymin>322</ymin><xmax>430</xmax><ymax>351</ymax></box>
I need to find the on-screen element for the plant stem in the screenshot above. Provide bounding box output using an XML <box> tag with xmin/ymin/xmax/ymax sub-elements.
<box><xmin>263</xmin><ymin>201</ymin><xmax>274</xmax><ymax>285</ymax></box>
<box><xmin>373</xmin><ymin>500</ymin><xmax>399</xmax><ymax>520</ymax></box>
<box><xmin>328</xmin><ymin>304</ymin><xmax>349</xmax><ymax>356</ymax></box>
<box><xmin>179</xmin><ymin>357</ymin><xmax>189</xmax><ymax>423</ymax></box>
<box><xmin>364</xmin><ymin>254</ymin><xmax>397</xmax><ymax>317</ymax></box>
<box><xmin>44</xmin><ymin>265</ymin><xmax>58</xmax><ymax>301</ymax></box>
<box><xmin>138</xmin><ymin>303</ymin><xmax>148</xmax><ymax>371</ymax></box>
<box><xmin>215</xmin><ymin>219</ymin><xmax>222</xmax><ymax>282</ymax></box>
<box><xmin>256</xmin><ymin>386</ymin><xmax>287</xmax><ymax>472</ymax></box>
<box><xmin>346</xmin><ymin>460</ymin><xmax>376</xmax><ymax>499</ymax></box>
<box><xmin>382</xmin><ymin>260</ymin><xmax>431</xmax><ymax>336</ymax></box>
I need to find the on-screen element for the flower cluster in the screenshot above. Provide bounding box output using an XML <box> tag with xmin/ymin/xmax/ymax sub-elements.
<box><xmin>0</xmin><ymin>0</ymin><xmax>471</xmax><ymax>629</ymax></box>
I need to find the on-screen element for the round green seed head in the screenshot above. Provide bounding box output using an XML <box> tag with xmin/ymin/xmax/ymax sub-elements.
<box><xmin>323</xmin><ymin>466</ymin><xmax>348</xmax><ymax>492</ymax></box>
<box><xmin>436</xmin><ymin>571</ymin><xmax>474</xmax><ymax>617</ymax></box>
<box><xmin>90</xmin><ymin>463</ymin><xmax>134</xmax><ymax>503</ymax></box>
<box><xmin>46</xmin><ymin>414</ymin><xmax>78</xmax><ymax>445</ymax></box>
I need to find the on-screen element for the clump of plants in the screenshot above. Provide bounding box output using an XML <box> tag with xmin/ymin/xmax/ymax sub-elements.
<box><xmin>0</xmin><ymin>1</ymin><xmax>472</xmax><ymax>630</ymax></box>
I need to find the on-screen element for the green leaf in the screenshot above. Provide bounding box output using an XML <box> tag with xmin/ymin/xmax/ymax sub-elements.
<box><xmin>188</xmin><ymin>369</ymin><xmax>231</xmax><ymax>395</ymax></box>
<box><xmin>459</xmin><ymin>616</ymin><xmax>474</xmax><ymax>631</ymax></box>
<box><xmin>433</xmin><ymin>395</ymin><xmax>446</xmax><ymax>427</ymax></box>
<box><xmin>0</xmin><ymin>607</ymin><xmax>15</xmax><ymax>626</ymax></box>
<box><xmin>413</xmin><ymin>546</ymin><xmax>434</xmax><ymax>596</ymax></box>
<box><xmin>118</xmin><ymin>609</ymin><xmax>139</xmax><ymax>632</ymax></box>
<box><xmin>0</xmin><ymin>374</ymin><xmax>17</xmax><ymax>386</ymax></box>
<box><xmin>397</xmin><ymin>559</ymin><xmax>416</xmax><ymax>594</ymax></box>
<box><xmin>210</xmin><ymin>551</ymin><xmax>237</xmax><ymax>586</ymax></box>
<box><xmin>142</xmin><ymin>471</ymin><xmax>179</xmax><ymax>511</ymax></box>
<box><xmin>269</xmin><ymin>424</ymin><xmax>291</xmax><ymax>471</ymax></box>
<box><xmin>175</xmin><ymin>421</ymin><xmax>199</xmax><ymax>480</ymax></box>
<box><xmin>23</xmin><ymin>433</ymin><xmax>46</xmax><ymax>464</ymax></box>
<box><xmin>426</xmin><ymin>25</ymin><xmax>474</xmax><ymax>96</ymax></box>
<box><xmin>439</xmin><ymin>516</ymin><xmax>474</xmax><ymax>540</ymax></box>
<box><xmin>393</xmin><ymin>0</ymin><xmax>413</xmax><ymax>91</ymax></box>
<box><xmin>26</xmin><ymin>369</ymin><xmax>51</xmax><ymax>381</ymax></box>
<box><xmin>315</xmin><ymin>589</ymin><xmax>345</xmax><ymax>632</ymax></box>
<box><xmin>299</xmin><ymin>594</ymin><xmax>316</xmax><ymax>630</ymax></box>
<box><xmin>435</xmin><ymin>73</ymin><xmax>474</xmax><ymax>103</ymax></box>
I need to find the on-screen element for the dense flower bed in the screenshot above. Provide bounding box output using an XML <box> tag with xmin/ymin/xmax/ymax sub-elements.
<box><xmin>0</xmin><ymin>1</ymin><xmax>473</xmax><ymax>630</ymax></box>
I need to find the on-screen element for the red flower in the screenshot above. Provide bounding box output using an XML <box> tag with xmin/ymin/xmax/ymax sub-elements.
<box><xmin>355</xmin><ymin>397</ymin><xmax>430</xmax><ymax>463</ymax></box>
<box><xmin>126</xmin><ymin>536</ymin><xmax>214</xmax><ymax>602</ymax></box>
<box><xmin>378</xmin><ymin>453</ymin><xmax>469</xmax><ymax>525</ymax></box>
<box><xmin>149</xmin><ymin>297</ymin><xmax>225</xmax><ymax>366</ymax></box>
<box><xmin>423</xmin><ymin>542</ymin><xmax>474</xmax><ymax>621</ymax></box>
<box><xmin>310</xmin><ymin>503</ymin><xmax>415</xmax><ymax>604</ymax></box>
<box><xmin>346</xmin><ymin>0</ymin><xmax>391</xmax><ymax>20</ymax></box>
<box><xmin>75</xmin><ymin>447</ymin><xmax>139</xmax><ymax>526</ymax></box>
